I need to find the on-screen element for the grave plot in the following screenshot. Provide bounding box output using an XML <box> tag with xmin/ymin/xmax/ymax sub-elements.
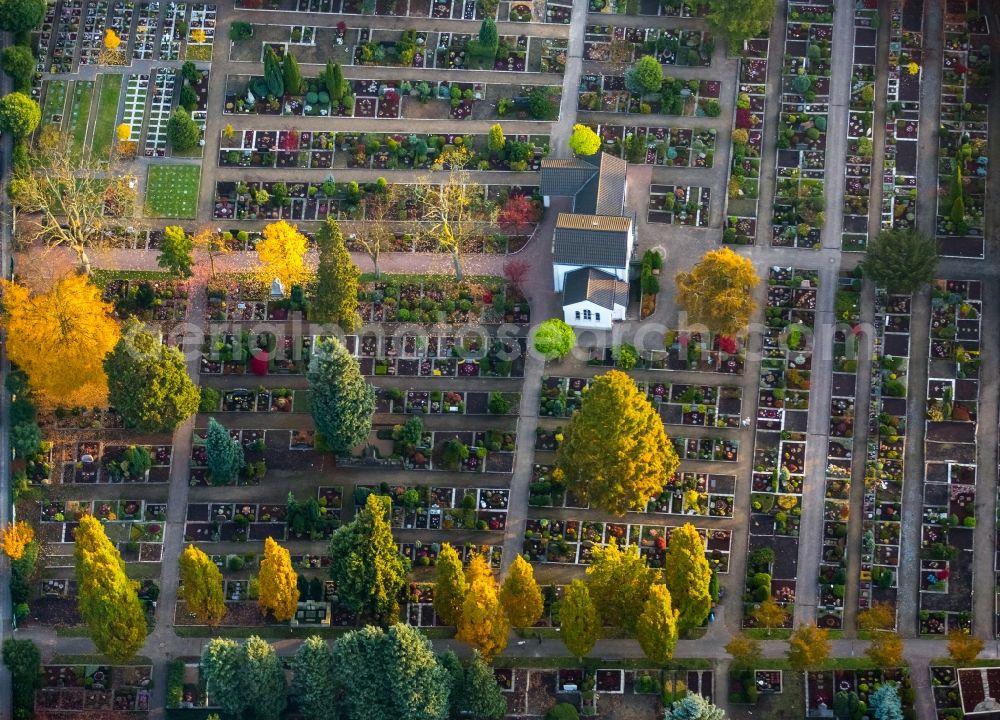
<box><xmin>96</xmin><ymin>273</ymin><xmax>190</xmax><ymax>323</ymax></box>
<box><xmin>647</xmin><ymin>472</ymin><xmax>736</xmax><ymax>518</ymax></box>
<box><xmin>880</xmin><ymin>0</ymin><xmax>922</xmax><ymax>233</ymax></box>
<box><xmin>67</xmin><ymin>79</ymin><xmax>95</xmax><ymax>155</ymax></box>
<box><xmin>771</xmin><ymin>1</ymin><xmax>835</xmax><ymax>248</ymax></box>
<box><xmin>40</xmin><ymin>79</ymin><xmax>68</xmax><ymax>126</ymax></box>
<box><xmin>840</xmin><ymin>6</ymin><xmax>878</xmax><ymax>251</ymax></box>
<box><xmin>523</xmin><ymin>519</ymin><xmax>730</xmax><ymax>572</ymax></box>
<box><xmin>144</xmin><ymin>68</ymin><xmax>178</xmax><ymax>156</ymax></box>
<box><xmin>352</xmin><ymin>485</ymin><xmax>509</xmax><ymax>532</ymax></box>
<box><xmin>186</xmin><ymin>2</ymin><xmax>216</xmax><ymax>60</ymax></box>
<box><xmin>742</xmin><ymin>267</ymin><xmax>820</xmax><ymax>628</ymax></box>
<box><xmin>159</xmin><ymin>1</ymin><xmax>185</xmax><ymax>60</ymax></box>
<box><xmin>583</xmin><ymin>25</ymin><xmax>713</xmax><ymax>67</ymax></box>
<box><xmin>806</xmin><ymin>669</ymin><xmax>914</xmax><ymax>719</ymax></box>
<box><xmin>121</xmin><ymin>72</ymin><xmax>149</xmax><ymax>143</ymax></box>
<box><xmin>928</xmin><ymin>666</ymin><xmax>961</xmax><ymax>718</ymax></box>
<box><xmin>377</xmin><ymin>388</ymin><xmax>519</xmax><ymax>416</ymax></box>
<box><xmin>538</xmin><ymin>376</ymin><xmax>742</xmax><ymax>428</ymax></box>
<box><xmin>342</xmin><ymin>426</ymin><xmax>517</xmax><ymax>473</ymax></box>
<box><xmin>816</xmin><ymin>272</ymin><xmax>863</xmax><ymax>630</ymax></box>
<box><xmin>919</xmin><ymin>280</ymin><xmax>980</xmax><ymax>635</ymax></box>
<box><xmin>223</xmin><ymin>74</ymin><xmax>506</xmax><ymax>120</ymax></box>
<box><xmin>646</xmin><ymin>183</ymin><xmax>711</xmax><ymax>226</ymax></box>
<box><xmin>637</xmin><ymin>332</ymin><xmax>746</xmax><ymax>374</ymax></box>
<box><xmin>39</xmin><ymin>499</ymin><xmax>167</xmax><ymax>563</ymax></box>
<box><xmin>725</xmin><ymin>36</ymin><xmax>769</xmax><ymax>245</ymax></box>
<box><xmin>858</xmin><ymin>290</ymin><xmax>911</xmax><ymax>623</ymax></box>
<box><xmin>220</xmin><ymin>129</ymin><xmax>548</xmax><ymax>172</ymax></box>
<box><xmin>80</xmin><ymin>0</ymin><xmax>111</xmax><ymax>67</ymax></box>
<box><xmin>55</xmin><ymin>441</ymin><xmax>172</xmax><ymax>484</ymax></box>
<box><xmin>934</xmin><ymin>0</ymin><xmax>990</xmax><ymax>258</ymax></box>
<box><xmin>955</xmin><ymin>667</ymin><xmax>1000</xmax><ymax>717</ymax></box>
<box><xmin>35</xmin><ymin>664</ymin><xmax>153</xmax><ymax>715</ymax></box>
<box><xmin>401</xmin><ymin>542</ymin><xmax>503</xmax><ymax>570</ymax></box>
<box><xmin>212</xmin><ymin>178</ymin><xmax>537</xmax><ymax>227</ymax></box>
<box><xmin>36</xmin><ymin>0</ymin><xmax>82</xmax><ymax>75</ymax></box>
<box><xmin>577</xmin><ymin>73</ymin><xmax>719</xmax><ymax>117</ymax></box>
<box><xmin>593</xmin><ymin>124</ymin><xmax>717</xmax><ymax>167</ymax></box>
<box><xmin>107</xmin><ymin>0</ymin><xmax>134</xmax><ymax>60</ymax></box>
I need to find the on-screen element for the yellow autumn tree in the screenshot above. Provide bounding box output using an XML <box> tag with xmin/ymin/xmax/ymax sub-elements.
<box><xmin>104</xmin><ymin>28</ymin><xmax>121</xmax><ymax>49</ymax></box>
<box><xmin>1</xmin><ymin>275</ymin><xmax>120</xmax><ymax>407</ymax></box>
<box><xmin>675</xmin><ymin>246</ymin><xmax>761</xmax><ymax>337</ymax></box>
<box><xmin>116</xmin><ymin>123</ymin><xmax>131</xmax><ymax>141</ymax></box>
<box><xmin>635</xmin><ymin>584</ymin><xmax>680</xmax><ymax>664</ymax></box>
<box><xmin>556</xmin><ymin>370</ymin><xmax>680</xmax><ymax>515</ymax></box>
<box><xmin>179</xmin><ymin>544</ymin><xmax>227</xmax><ymax>626</ymax></box>
<box><xmin>787</xmin><ymin>623</ymin><xmax>831</xmax><ymax>671</ymax></box>
<box><xmin>258</xmin><ymin>537</ymin><xmax>299</xmax><ymax>621</ymax></box>
<box><xmin>256</xmin><ymin>220</ymin><xmax>309</xmax><ymax>293</ymax></box>
<box><xmin>0</xmin><ymin>520</ymin><xmax>34</xmax><ymax>560</ymax></box>
<box><xmin>432</xmin><ymin>543</ymin><xmax>467</xmax><ymax>626</ymax></box>
<box><xmin>190</xmin><ymin>28</ymin><xmax>207</xmax><ymax>43</ymax></box>
<box><xmin>500</xmin><ymin>554</ymin><xmax>544</xmax><ymax>628</ymax></box>
<box><xmin>456</xmin><ymin>554</ymin><xmax>508</xmax><ymax>660</ymax></box>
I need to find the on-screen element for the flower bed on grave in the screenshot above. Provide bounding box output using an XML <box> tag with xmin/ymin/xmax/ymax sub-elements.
<box><xmin>36</xmin><ymin>664</ymin><xmax>152</xmax><ymax>714</ymax></box>
<box><xmin>646</xmin><ymin>183</ymin><xmax>711</xmax><ymax>226</ymax></box>
<box><xmin>95</xmin><ymin>272</ymin><xmax>189</xmax><ymax>321</ymax></box>
<box><xmin>816</xmin><ymin>273</ymin><xmax>862</xmax><ymax>629</ymax></box>
<box><xmin>934</xmin><ymin>0</ymin><xmax>990</xmax><ymax>259</ymax></box>
<box><xmin>56</xmin><ymin>442</ymin><xmax>171</xmax><ymax>484</ymax></box>
<box><xmin>771</xmin><ymin>5</ymin><xmax>833</xmax><ymax>248</ymax></box>
<box><xmin>840</xmin><ymin>6</ymin><xmax>878</xmax><ymax>250</ymax></box>
<box><xmin>523</xmin><ymin>518</ymin><xmax>730</xmax><ymax>571</ymax></box>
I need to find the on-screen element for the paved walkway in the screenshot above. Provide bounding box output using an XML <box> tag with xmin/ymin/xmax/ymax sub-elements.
<box><xmin>896</xmin><ymin>0</ymin><xmax>943</xmax><ymax>636</ymax></box>
<box><xmin>792</xmin><ymin>0</ymin><xmax>855</xmax><ymax>626</ymax></box>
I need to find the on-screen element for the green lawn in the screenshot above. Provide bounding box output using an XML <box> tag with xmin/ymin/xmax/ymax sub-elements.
<box><xmin>41</xmin><ymin>80</ymin><xmax>68</xmax><ymax>127</ymax></box>
<box><xmin>69</xmin><ymin>81</ymin><xmax>95</xmax><ymax>159</ymax></box>
<box><xmin>91</xmin><ymin>73</ymin><xmax>123</xmax><ymax>161</ymax></box>
<box><xmin>145</xmin><ymin>164</ymin><xmax>201</xmax><ymax>218</ymax></box>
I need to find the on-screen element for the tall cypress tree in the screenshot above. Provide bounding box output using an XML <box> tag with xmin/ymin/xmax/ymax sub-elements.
<box><xmin>281</xmin><ymin>51</ymin><xmax>303</xmax><ymax>95</ymax></box>
<box><xmin>263</xmin><ymin>46</ymin><xmax>284</xmax><ymax>97</ymax></box>
<box><xmin>74</xmin><ymin>515</ymin><xmax>147</xmax><ymax>660</ymax></box>
<box><xmin>313</xmin><ymin>218</ymin><xmax>360</xmax><ymax>329</ymax></box>
<box><xmin>308</xmin><ymin>337</ymin><xmax>375</xmax><ymax>454</ymax></box>
<box><xmin>324</xmin><ymin>60</ymin><xmax>345</xmax><ymax>101</ymax></box>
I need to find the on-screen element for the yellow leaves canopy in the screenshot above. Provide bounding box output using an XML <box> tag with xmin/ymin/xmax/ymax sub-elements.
<box><xmin>499</xmin><ymin>554</ymin><xmax>543</xmax><ymax>628</ymax></box>
<box><xmin>179</xmin><ymin>544</ymin><xmax>227</xmax><ymax>626</ymax></box>
<box><xmin>456</xmin><ymin>558</ymin><xmax>508</xmax><ymax>661</ymax></box>
<box><xmin>1</xmin><ymin>275</ymin><xmax>120</xmax><ymax>408</ymax></box>
<box><xmin>104</xmin><ymin>28</ymin><xmax>121</xmax><ymax>49</ymax></box>
<box><xmin>662</xmin><ymin>523</ymin><xmax>713</xmax><ymax>631</ymax></box>
<box><xmin>256</xmin><ymin>220</ymin><xmax>309</xmax><ymax>292</ymax></box>
<box><xmin>258</xmin><ymin>537</ymin><xmax>299</xmax><ymax>621</ymax></box>
<box><xmin>74</xmin><ymin>514</ymin><xmax>147</xmax><ymax>660</ymax></box>
<box><xmin>557</xmin><ymin>370</ymin><xmax>679</xmax><ymax>515</ymax></box>
<box><xmin>787</xmin><ymin>623</ymin><xmax>830</xmax><ymax>670</ymax></box>
<box><xmin>947</xmin><ymin>629</ymin><xmax>984</xmax><ymax>665</ymax></box>
<box><xmin>116</xmin><ymin>123</ymin><xmax>131</xmax><ymax>141</ymax></box>
<box><xmin>0</xmin><ymin>520</ymin><xmax>34</xmax><ymax>559</ymax></box>
<box><xmin>675</xmin><ymin>246</ymin><xmax>760</xmax><ymax>337</ymax></box>
<box><xmin>635</xmin><ymin>584</ymin><xmax>679</xmax><ymax>665</ymax></box>
<box><xmin>432</xmin><ymin>543</ymin><xmax>467</xmax><ymax>626</ymax></box>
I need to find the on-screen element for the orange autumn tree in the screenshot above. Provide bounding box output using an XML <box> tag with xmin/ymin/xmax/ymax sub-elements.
<box><xmin>258</xmin><ymin>537</ymin><xmax>299</xmax><ymax>621</ymax></box>
<box><xmin>0</xmin><ymin>520</ymin><xmax>34</xmax><ymax>559</ymax></box>
<box><xmin>456</xmin><ymin>554</ymin><xmax>508</xmax><ymax>660</ymax></box>
<box><xmin>256</xmin><ymin>220</ymin><xmax>309</xmax><ymax>293</ymax></box>
<box><xmin>1</xmin><ymin>275</ymin><xmax>120</xmax><ymax>407</ymax></box>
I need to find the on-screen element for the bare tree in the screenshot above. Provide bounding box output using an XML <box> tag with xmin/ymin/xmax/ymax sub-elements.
<box><xmin>356</xmin><ymin>183</ymin><xmax>404</xmax><ymax>279</ymax></box>
<box><xmin>421</xmin><ymin>169</ymin><xmax>496</xmax><ymax>281</ymax></box>
<box><xmin>607</xmin><ymin>37</ymin><xmax>635</xmax><ymax>75</ymax></box>
<box><xmin>10</xmin><ymin>126</ymin><xmax>136</xmax><ymax>274</ymax></box>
